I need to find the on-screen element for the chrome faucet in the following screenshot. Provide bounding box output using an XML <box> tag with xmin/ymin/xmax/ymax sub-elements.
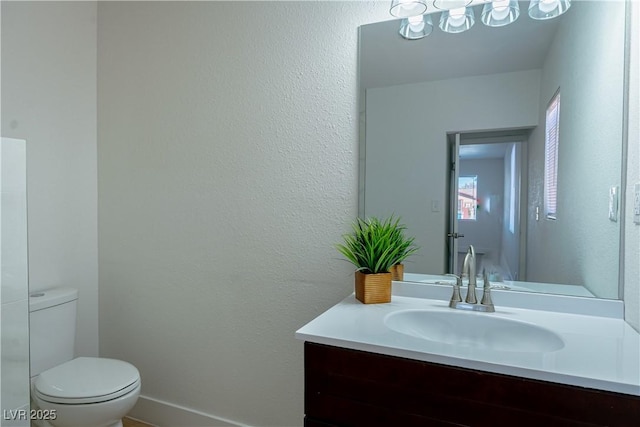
<box><xmin>448</xmin><ymin>245</ymin><xmax>495</xmax><ymax>313</ymax></box>
<box><xmin>462</xmin><ymin>245</ymin><xmax>477</xmax><ymax>304</ymax></box>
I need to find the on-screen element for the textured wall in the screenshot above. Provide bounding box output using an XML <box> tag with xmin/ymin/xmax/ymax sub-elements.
<box><xmin>1</xmin><ymin>1</ymin><xmax>99</xmax><ymax>357</ymax></box>
<box><xmin>97</xmin><ymin>2</ymin><xmax>388</xmax><ymax>425</ymax></box>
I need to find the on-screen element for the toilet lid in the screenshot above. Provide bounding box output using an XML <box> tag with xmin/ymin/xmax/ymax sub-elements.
<box><xmin>35</xmin><ymin>357</ymin><xmax>140</xmax><ymax>404</ymax></box>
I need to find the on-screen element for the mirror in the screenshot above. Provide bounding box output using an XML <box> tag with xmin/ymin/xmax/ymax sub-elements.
<box><xmin>358</xmin><ymin>1</ymin><xmax>627</xmax><ymax>299</ymax></box>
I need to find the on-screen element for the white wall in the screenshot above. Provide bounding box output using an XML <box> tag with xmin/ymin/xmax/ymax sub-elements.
<box><xmin>624</xmin><ymin>0</ymin><xmax>640</xmax><ymax>332</ymax></box>
<box><xmin>1</xmin><ymin>2</ymin><xmax>98</xmax><ymax>357</ymax></box>
<box><xmin>526</xmin><ymin>1</ymin><xmax>625</xmax><ymax>298</ymax></box>
<box><xmin>97</xmin><ymin>2</ymin><xmax>390</xmax><ymax>425</ymax></box>
<box><xmin>365</xmin><ymin>70</ymin><xmax>540</xmax><ymax>273</ymax></box>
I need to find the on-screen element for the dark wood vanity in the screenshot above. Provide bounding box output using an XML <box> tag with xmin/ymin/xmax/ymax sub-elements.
<box><xmin>304</xmin><ymin>342</ymin><xmax>640</xmax><ymax>427</ymax></box>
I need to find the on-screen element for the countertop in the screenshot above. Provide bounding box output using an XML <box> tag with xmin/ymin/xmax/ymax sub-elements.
<box><xmin>295</xmin><ymin>284</ymin><xmax>640</xmax><ymax>396</ymax></box>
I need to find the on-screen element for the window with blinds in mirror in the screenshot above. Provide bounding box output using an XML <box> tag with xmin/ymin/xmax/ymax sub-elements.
<box><xmin>544</xmin><ymin>90</ymin><xmax>560</xmax><ymax>220</ymax></box>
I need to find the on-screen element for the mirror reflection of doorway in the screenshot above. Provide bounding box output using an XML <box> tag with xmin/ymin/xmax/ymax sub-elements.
<box><xmin>447</xmin><ymin>132</ymin><xmax>528</xmax><ymax>281</ymax></box>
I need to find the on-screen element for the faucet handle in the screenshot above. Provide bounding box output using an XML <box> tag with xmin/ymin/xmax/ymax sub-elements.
<box><xmin>480</xmin><ymin>269</ymin><xmax>495</xmax><ymax>311</ymax></box>
<box><xmin>445</xmin><ymin>274</ymin><xmax>462</xmax><ymax>305</ymax></box>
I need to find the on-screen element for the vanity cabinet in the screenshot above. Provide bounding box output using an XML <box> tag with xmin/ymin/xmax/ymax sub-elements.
<box><xmin>304</xmin><ymin>342</ymin><xmax>640</xmax><ymax>427</ymax></box>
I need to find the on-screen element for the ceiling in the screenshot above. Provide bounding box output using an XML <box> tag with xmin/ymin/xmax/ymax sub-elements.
<box><xmin>359</xmin><ymin>1</ymin><xmax>563</xmax><ymax>90</ymax></box>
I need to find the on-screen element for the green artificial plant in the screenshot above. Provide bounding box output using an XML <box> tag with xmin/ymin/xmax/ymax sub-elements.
<box><xmin>336</xmin><ymin>216</ymin><xmax>419</xmax><ymax>274</ymax></box>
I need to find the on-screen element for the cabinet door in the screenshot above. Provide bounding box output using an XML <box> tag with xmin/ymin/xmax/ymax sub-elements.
<box><xmin>305</xmin><ymin>342</ymin><xmax>640</xmax><ymax>427</ymax></box>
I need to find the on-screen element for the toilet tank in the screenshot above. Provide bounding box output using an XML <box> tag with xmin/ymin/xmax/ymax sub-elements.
<box><xmin>29</xmin><ymin>288</ymin><xmax>78</xmax><ymax>376</ymax></box>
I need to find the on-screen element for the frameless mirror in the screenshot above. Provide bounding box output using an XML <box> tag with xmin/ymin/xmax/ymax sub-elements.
<box><xmin>358</xmin><ymin>1</ymin><xmax>627</xmax><ymax>299</ymax></box>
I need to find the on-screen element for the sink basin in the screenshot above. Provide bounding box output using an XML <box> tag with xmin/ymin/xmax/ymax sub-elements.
<box><xmin>384</xmin><ymin>309</ymin><xmax>565</xmax><ymax>353</ymax></box>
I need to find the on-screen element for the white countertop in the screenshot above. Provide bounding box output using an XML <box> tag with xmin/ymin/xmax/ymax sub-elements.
<box><xmin>296</xmin><ymin>285</ymin><xmax>640</xmax><ymax>396</ymax></box>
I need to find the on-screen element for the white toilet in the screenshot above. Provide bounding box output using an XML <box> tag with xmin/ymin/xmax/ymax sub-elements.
<box><xmin>29</xmin><ymin>288</ymin><xmax>141</xmax><ymax>427</ymax></box>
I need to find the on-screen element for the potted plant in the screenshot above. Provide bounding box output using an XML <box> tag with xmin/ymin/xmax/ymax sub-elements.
<box><xmin>336</xmin><ymin>216</ymin><xmax>419</xmax><ymax>304</ymax></box>
<box><xmin>388</xmin><ymin>220</ymin><xmax>419</xmax><ymax>281</ymax></box>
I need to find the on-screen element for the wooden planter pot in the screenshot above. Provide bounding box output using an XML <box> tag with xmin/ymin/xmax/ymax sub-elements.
<box><xmin>389</xmin><ymin>264</ymin><xmax>404</xmax><ymax>281</ymax></box>
<box><xmin>355</xmin><ymin>271</ymin><xmax>392</xmax><ymax>304</ymax></box>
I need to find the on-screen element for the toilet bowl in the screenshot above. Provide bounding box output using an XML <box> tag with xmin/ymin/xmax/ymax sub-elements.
<box><xmin>32</xmin><ymin>357</ymin><xmax>140</xmax><ymax>427</ymax></box>
<box><xmin>29</xmin><ymin>289</ymin><xmax>141</xmax><ymax>427</ymax></box>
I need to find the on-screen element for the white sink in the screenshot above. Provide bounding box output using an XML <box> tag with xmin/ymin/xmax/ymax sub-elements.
<box><xmin>384</xmin><ymin>309</ymin><xmax>565</xmax><ymax>353</ymax></box>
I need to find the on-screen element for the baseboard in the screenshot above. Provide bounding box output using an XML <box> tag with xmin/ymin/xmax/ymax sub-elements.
<box><xmin>128</xmin><ymin>394</ymin><xmax>251</xmax><ymax>427</ymax></box>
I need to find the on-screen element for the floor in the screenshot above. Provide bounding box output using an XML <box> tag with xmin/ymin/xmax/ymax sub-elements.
<box><xmin>123</xmin><ymin>417</ymin><xmax>155</xmax><ymax>427</ymax></box>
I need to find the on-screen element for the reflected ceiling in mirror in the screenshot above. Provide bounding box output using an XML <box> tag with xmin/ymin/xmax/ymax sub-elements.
<box><xmin>358</xmin><ymin>1</ymin><xmax>627</xmax><ymax>300</ymax></box>
<box><xmin>360</xmin><ymin>4</ymin><xmax>562</xmax><ymax>90</ymax></box>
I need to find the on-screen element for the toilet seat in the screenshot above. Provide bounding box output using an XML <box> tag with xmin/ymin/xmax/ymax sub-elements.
<box><xmin>35</xmin><ymin>357</ymin><xmax>140</xmax><ymax>405</ymax></box>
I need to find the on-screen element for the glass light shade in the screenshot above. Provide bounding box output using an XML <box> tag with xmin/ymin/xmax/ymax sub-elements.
<box><xmin>439</xmin><ymin>6</ymin><xmax>475</xmax><ymax>34</ymax></box>
<box><xmin>481</xmin><ymin>0</ymin><xmax>520</xmax><ymax>27</ymax></box>
<box><xmin>399</xmin><ymin>14</ymin><xmax>434</xmax><ymax>40</ymax></box>
<box><xmin>390</xmin><ymin>0</ymin><xmax>428</xmax><ymax>18</ymax></box>
<box><xmin>528</xmin><ymin>0</ymin><xmax>571</xmax><ymax>20</ymax></box>
<box><xmin>433</xmin><ymin>0</ymin><xmax>472</xmax><ymax>10</ymax></box>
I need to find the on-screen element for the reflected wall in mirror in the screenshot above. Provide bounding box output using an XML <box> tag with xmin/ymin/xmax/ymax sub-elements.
<box><xmin>358</xmin><ymin>1</ymin><xmax>627</xmax><ymax>299</ymax></box>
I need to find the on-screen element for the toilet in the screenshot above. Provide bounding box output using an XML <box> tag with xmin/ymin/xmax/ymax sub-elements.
<box><xmin>29</xmin><ymin>288</ymin><xmax>141</xmax><ymax>427</ymax></box>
